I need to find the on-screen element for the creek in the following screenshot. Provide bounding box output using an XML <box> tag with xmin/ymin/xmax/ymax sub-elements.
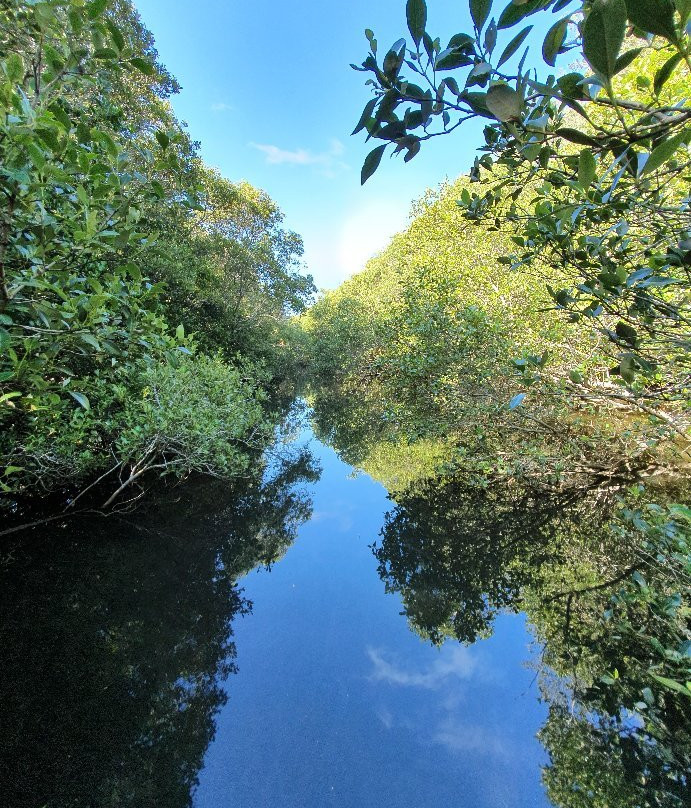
<box><xmin>0</xmin><ymin>425</ymin><xmax>551</xmax><ymax>807</ymax></box>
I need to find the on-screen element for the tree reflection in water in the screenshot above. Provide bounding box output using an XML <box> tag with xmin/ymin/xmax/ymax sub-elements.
<box><xmin>308</xmin><ymin>377</ymin><xmax>689</xmax><ymax>807</ymax></box>
<box><xmin>0</xmin><ymin>447</ymin><xmax>319</xmax><ymax>808</ymax></box>
<box><xmin>374</xmin><ymin>474</ymin><xmax>690</xmax><ymax>808</ymax></box>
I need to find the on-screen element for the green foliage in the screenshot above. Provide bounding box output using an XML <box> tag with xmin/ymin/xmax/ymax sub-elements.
<box><xmin>303</xmin><ymin>177</ymin><xmax>673</xmax><ymax>486</ymax></box>
<box><xmin>148</xmin><ymin>168</ymin><xmax>314</xmax><ymax>370</ymax></box>
<box><xmin>0</xmin><ymin>1</ymin><xmax>314</xmax><ymax>509</ymax></box>
<box><xmin>115</xmin><ymin>355</ymin><xmax>268</xmax><ymax>479</ymax></box>
<box><xmin>350</xmin><ymin>0</ymin><xmax>690</xmax><ymax>423</ymax></box>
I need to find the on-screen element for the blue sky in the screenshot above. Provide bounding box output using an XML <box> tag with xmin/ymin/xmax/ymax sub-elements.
<box><xmin>135</xmin><ymin>0</ymin><xmax>553</xmax><ymax>290</ymax></box>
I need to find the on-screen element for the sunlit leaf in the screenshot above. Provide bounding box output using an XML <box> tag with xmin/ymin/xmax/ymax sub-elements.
<box><xmin>583</xmin><ymin>0</ymin><xmax>627</xmax><ymax>78</ymax></box>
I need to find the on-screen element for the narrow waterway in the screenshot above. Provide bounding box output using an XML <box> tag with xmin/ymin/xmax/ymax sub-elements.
<box><xmin>194</xmin><ymin>433</ymin><xmax>550</xmax><ymax>807</ymax></box>
<box><xmin>1</xmin><ymin>428</ymin><xmax>550</xmax><ymax>808</ymax></box>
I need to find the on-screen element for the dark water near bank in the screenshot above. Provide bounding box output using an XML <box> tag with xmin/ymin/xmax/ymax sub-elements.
<box><xmin>0</xmin><ymin>430</ymin><xmax>549</xmax><ymax>808</ymax></box>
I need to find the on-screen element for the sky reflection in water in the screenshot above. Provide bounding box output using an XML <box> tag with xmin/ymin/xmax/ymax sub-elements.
<box><xmin>194</xmin><ymin>435</ymin><xmax>549</xmax><ymax>808</ymax></box>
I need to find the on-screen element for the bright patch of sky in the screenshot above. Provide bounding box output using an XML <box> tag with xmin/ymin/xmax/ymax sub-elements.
<box><xmin>135</xmin><ymin>0</ymin><xmax>554</xmax><ymax>290</ymax></box>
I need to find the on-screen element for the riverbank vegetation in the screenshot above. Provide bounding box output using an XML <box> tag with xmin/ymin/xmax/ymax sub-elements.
<box><xmin>306</xmin><ymin>0</ymin><xmax>691</xmax><ymax>487</ymax></box>
<box><xmin>0</xmin><ymin>0</ymin><xmax>314</xmax><ymax>513</ymax></box>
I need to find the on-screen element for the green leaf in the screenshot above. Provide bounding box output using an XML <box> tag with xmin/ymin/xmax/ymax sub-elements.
<box><xmin>361</xmin><ymin>144</ymin><xmax>387</xmax><ymax>184</ymax></box>
<box><xmin>497</xmin><ymin>0</ymin><xmax>542</xmax><ymax>30</ymax></box>
<box><xmin>639</xmin><ymin>276</ymin><xmax>683</xmax><ymax>288</ymax></box>
<box><xmin>406</xmin><ymin>0</ymin><xmax>427</xmax><ymax>46</ymax></box>
<box><xmin>470</xmin><ymin>0</ymin><xmax>493</xmax><ymax>31</ymax></box>
<box><xmin>557</xmin><ymin>73</ymin><xmax>588</xmax><ymax>101</ymax></box>
<box><xmin>0</xmin><ymin>392</ymin><xmax>21</xmax><ymax>407</ymax></box>
<box><xmin>654</xmin><ymin>53</ymin><xmax>682</xmax><ymax>96</ymax></box>
<box><xmin>352</xmin><ymin>98</ymin><xmax>377</xmax><ymax>135</ymax></box>
<box><xmin>69</xmin><ymin>392</ymin><xmax>91</xmax><ymax>411</ymax></box>
<box><xmin>555</xmin><ymin>128</ymin><xmax>600</xmax><ymax>147</ymax></box>
<box><xmin>626</xmin><ymin>267</ymin><xmax>652</xmax><ymax>286</ymax></box>
<box><xmin>669</xmin><ymin>504</ymin><xmax>691</xmax><ymax>522</ymax></box>
<box><xmin>130</xmin><ymin>57</ymin><xmax>156</xmax><ymax>76</ymax></box>
<box><xmin>649</xmin><ymin>674</ymin><xmax>691</xmax><ymax>696</ymax></box>
<box><xmin>80</xmin><ymin>333</ymin><xmax>102</xmax><ymax>351</ymax></box>
<box><xmin>461</xmin><ymin>91</ymin><xmax>492</xmax><ymax>116</ymax></box>
<box><xmin>625</xmin><ymin>0</ymin><xmax>676</xmax><ymax>40</ymax></box>
<box><xmin>497</xmin><ymin>25</ymin><xmax>532</xmax><ymax>67</ymax></box>
<box><xmin>484</xmin><ymin>19</ymin><xmax>498</xmax><ymax>53</ymax></box>
<box><xmin>0</xmin><ymin>327</ymin><xmax>11</xmax><ymax>351</ymax></box>
<box><xmin>93</xmin><ymin>48</ymin><xmax>118</xmax><ymax>60</ymax></box>
<box><xmin>641</xmin><ymin>129</ymin><xmax>689</xmax><ymax>175</ymax></box>
<box><xmin>26</xmin><ymin>141</ymin><xmax>46</xmax><ymax>170</ymax></box>
<box><xmin>615</xmin><ymin>321</ymin><xmax>638</xmax><ymax>346</ymax></box>
<box><xmin>447</xmin><ymin>32</ymin><xmax>475</xmax><ymax>49</ymax></box>
<box><xmin>583</xmin><ymin>0</ymin><xmax>627</xmax><ymax>79</ymax></box>
<box><xmin>68</xmin><ymin>9</ymin><xmax>84</xmax><ymax>33</ymax></box>
<box><xmin>5</xmin><ymin>53</ymin><xmax>24</xmax><ymax>83</ymax></box>
<box><xmin>87</xmin><ymin>0</ymin><xmax>109</xmax><ymax>20</ymax></box>
<box><xmin>486</xmin><ymin>84</ymin><xmax>522</xmax><ymax>121</ymax></box>
<box><xmin>105</xmin><ymin>19</ymin><xmax>125</xmax><ymax>52</ymax></box>
<box><xmin>91</xmin><ymin>128</ymin><xmax>119</xmax><ymax>158</ymax></box>
<box><xmin>542</xmin><ymin>17</ymin><xmax>569</xmax><ymax>67</ymax></box>
<box><xmin>436</xmin><ymin>49</ymin><xmax>474</xmax><ymax>70</ymax></box>
<box><xmin>49</xmin><ymin>102</ymin><xmax>72</xmax><ymax>131</ymax></box>
<box><xmin>619</xmin><ymin>355</ymin><xmax>636</xmax><ymax>383</ymax></box>
<box><xmin>176</xmin><ymin>324</ymin><xmax>185</xmax><ymax>340</ymax></box>
<box><xmin>676</xmin><ymin>0</ymin><xmax>691</xmax><ymax>25</ymax></box>
<box><xmin>578</xmin><ymin>149</ymin><xmax>597</xmax><ymax>188</ymax></box>
<box><xmin>155</xmin><ymin>130</ymin><xmax>170</xmax><ymax>149</ymax></box>
<box><xmin>614</xmin><ymin>47</ymin><xmax>643</xmax><ymax>74</ymax></box>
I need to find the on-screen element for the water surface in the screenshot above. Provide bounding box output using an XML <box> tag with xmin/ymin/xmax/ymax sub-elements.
<box><xmin>194</xmin><ymin>435</ymin><xmax>549</xmax><ymax>807</ymax></box>
<box><xmin>1</xmin><ymin>429</ymin><xmax>553</xmax><ymax>807</ymax></box>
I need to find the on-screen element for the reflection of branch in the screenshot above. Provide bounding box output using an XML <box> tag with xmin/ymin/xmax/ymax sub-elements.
<box><xmin>0</xmin><ymin>508</ymin><xmax>90</xmax><ymax>538</ymax></box>
<box><xmin>101</xmin><ymin>461</ymin><xmax>167</xmax><ymax>509</ymax></box>
<box><xmin>64</xmin><ymin>461</ymin><xmax>122</xmax><ymax>510</ymax></box>
<box><xmin>546</xmin><ymin>564</ymin><xmax>640</xmax><ymax>603</ymax></box>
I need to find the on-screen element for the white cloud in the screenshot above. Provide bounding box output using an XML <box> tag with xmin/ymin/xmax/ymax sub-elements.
<box><xmin>367</xmin><ymin>644</ymin><xmax>478</xmax><ymax>690</ymax></box>
<box><xmin>310</xmin><ymin>505</ymin><xmax>354</xmax><ymax>534</ymax></box>
<box><xmin>377</xmin><ymin>706</ymin><xmax>394</xmax><ymax>730</ymax></box>
<box><xmin>250</xmin><ymin>139</ymin><xmax>348</xmax><ymax>176</ymax></box>
<box><xmin>210</xmin><ymin>102</ymin><xmax>233</xmax><ymax>112</ymax></box>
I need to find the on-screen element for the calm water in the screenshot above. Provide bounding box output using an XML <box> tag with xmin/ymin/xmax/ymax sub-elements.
<box><xmin>1</xmin><ymin>430</ymin><xmax>550</xmax><ymax>808</ymax></box>
<box><xmin>194</xmin><ymin>435</ymin><xmax>549</xmax><ymax>808</ymax></box>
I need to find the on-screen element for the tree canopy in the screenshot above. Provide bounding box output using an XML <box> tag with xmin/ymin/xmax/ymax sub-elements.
<box><xmin>351</xmin><ymin>0</ymin><xmax>690</xmax><ymax>432</ymax></box>
<box><xmin>0</xmin><ymin>0</ymin><xmax>315</xmax><ymax>512</ymax></box>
